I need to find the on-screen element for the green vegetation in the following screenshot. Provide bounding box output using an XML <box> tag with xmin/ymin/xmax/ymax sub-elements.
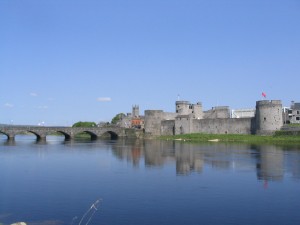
<box><xmin>72</xmin><ymin>122</ymin><xmax>97</xmax><ymax>139</ymax></box>
<box><xmin>74</xmin><ymin>132</ymin><xmax>93</xmax><ymax>139</ymax></box>
<box><xmin>161</xmin><ymin>132</ymin><xmax>300</xmax><ymax>145</ymax></box>
<box><xmin>287</xmin><ymin>123</ymin><xmax>300</xmax><ymax>127</ymax></box>
<box><xmin>111</xmin><ymin>113</ymin><xmax>125</xmax><ymax>124</ymax></box>
<box><xmin>274</xmin><ymin>130</ymin><xmax>300</xmax><ymax>136</ymax></box>
<box><xmin>72</xmin><ymin>121</ymin><xmax>97</xmax><ymax>127</ymax></box>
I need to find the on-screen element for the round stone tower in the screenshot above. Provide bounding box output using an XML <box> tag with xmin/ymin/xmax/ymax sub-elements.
<box><xmin>175</xmin><ymin>101</ymin><xmax>190</xmax><ymax>115</ymax></box>
<box><xmin>144</xmin><ymin>110</ymin><xmax>164</xmax><ymax>136</ymax></box>
<box><xmin>192</xmin><ymin>102</ymin><xmax>203</xmax><ymax>119</ymax></box>
<box><xmin>255</xmin><ymin>100</ymin><xmax>283</xmax><ymax>135</ymax></box>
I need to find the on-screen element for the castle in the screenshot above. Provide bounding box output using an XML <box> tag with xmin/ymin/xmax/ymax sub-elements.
<box><xmin>121</xmin><ymin>100</ymin><xmax>285</xmax><ymax>136</ymax></box>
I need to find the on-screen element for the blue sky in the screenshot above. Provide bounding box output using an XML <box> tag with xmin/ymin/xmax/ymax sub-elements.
<box><xmin>1</xmin><ymin>0</ymin><xmax>299</xmax><ymax>126</ymax></box>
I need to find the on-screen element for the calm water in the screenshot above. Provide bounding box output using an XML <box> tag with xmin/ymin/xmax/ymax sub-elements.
<box><xmin>1</xmin><ymin>135</ymin><xmax>300</xmax><ymax>225</ymax></box>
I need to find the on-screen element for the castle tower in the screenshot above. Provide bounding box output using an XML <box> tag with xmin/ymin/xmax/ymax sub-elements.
<box><xmin>255</xmin><ymin>100</ymin><xmax>283</xmax><ymax>135</ymax></box>
<box><xmin>132</xmin><ymin>105</ymin><xmax>139</xmax><ymax>118</ymax></box>
<box><xmin>175</xmin><ymin>101</ymin><xmax>190</xmax><ymax>115</ymax></box>
<box><xmin>144</xmin><ymin>110</ymin><xmax>164</xmax><ymax>136</ymax></box>
<box><xmin>192</xmin><ymin>102</ymin><xmax>203</xmax><ymax>119</ymax></box>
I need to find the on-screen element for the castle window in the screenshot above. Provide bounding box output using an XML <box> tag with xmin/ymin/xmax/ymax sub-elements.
<box><xmin>176</xmin><ymin>110</ymin><xmax>178</xmax><ymax>113</ymax></box>
<box><xmin>264</xmin><ymin>117</ymin><xmax>266</xmax><ymax>121</ymax></box>
<box><xmin>296</xmin><ymin>117</ymin><xmax>300</xmax><ymax>121</ymax></box>
<box><xmin>297</xmin><ymin>111</ymin><xmax>300</xmax><ymax>115</ymax></box>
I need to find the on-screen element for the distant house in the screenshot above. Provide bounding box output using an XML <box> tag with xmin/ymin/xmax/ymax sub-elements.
<box><xmin>131</xmin><ymin>117</ymin><xmax>144</xmax><ymax>129</ymax></box>
<box><xmin>119</xmin><ymin>105</ymin><xmax>145</xmax><ymax>129</ymax></box>
<box><xmin>283</xmin><ymin>101</ymin><xmax>300</xmax><ymax>124</ymax></box>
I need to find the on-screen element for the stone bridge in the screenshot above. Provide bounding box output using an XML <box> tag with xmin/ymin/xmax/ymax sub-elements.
<box><xmin>0</xmin><ymin>125</ymin><xmax>139</xmax><ymax>141</ymax></box>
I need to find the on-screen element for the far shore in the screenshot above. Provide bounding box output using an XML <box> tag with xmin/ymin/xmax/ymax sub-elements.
<box><xmin>160</xmin><ymin>132</ymin><xmax>300</xmax><ymax>145</ymax></box>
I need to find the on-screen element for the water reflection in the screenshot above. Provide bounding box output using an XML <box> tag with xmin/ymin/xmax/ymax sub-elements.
<box><xmin>108</xmin><ymin>139</ymin><xmax>300</xmax><ymax>180</ymax></box>
<box><xmin>1</xmin><ymin>137</ymin><xmax>300</xmax><ymax>225</ymax></box>
<box><xmin>255</xmin><ymin>145</ymin><xmax>284</xmax><ymax>181</ymax></box>
<box><xmin>286</xmin><ymin>149</ymin><xmax>300</xmax><ymax>180</ymax></box>
<box><xmin>1</xmin><ymin>136</ymin><xmax>300</xmax><ymax>181</ymax></box>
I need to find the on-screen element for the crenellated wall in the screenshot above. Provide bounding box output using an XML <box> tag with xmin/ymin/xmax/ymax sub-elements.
<box><xmin>144</xmin><ymin>99</ymin><xmax>283</xmax><ymax>136</ymax></box>
<box><xmin>203</xmin><ymin>106</ymin><xmax>230</xmax><ymax>119</ymax></box>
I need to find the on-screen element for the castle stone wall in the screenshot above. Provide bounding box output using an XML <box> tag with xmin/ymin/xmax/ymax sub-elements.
<box><xmin>144</xmin><ymin>99</ymin><xmax>283</xmax><ymax>137</ymax></box>
<box><xmin>175</xmin><ymin>115</ymin><xmax>193</xmax><ymax>134</ymax></box>
<box><xmin>161</xmin><ymin>120</ymin><xmax>175</xmax><ymax>135</ymax></box>
<box><xmin>162</xmin><ymin>112</ymin><xmax>177</xmax><ymax>120</ymax></box>
<box><xmin>192</xmin><ymin>118</ymin><xmax>255</xmax><ymax>134</ymax></box>
<box><xmin>203</xmin><ymin>106</ymin><xmax>230</xmax><ymax>119</ymax></box>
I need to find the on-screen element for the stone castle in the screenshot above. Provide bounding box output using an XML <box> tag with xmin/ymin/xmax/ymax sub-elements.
<box><xmin>121</xmin><ymin>100</ymin><xmax>285</xmax><ymax>136</ymax></box>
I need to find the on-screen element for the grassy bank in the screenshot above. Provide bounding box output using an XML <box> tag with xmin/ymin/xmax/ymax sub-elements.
<box><xmin>160</xmin><ymin>132</ymin><xmax>300</xmax><ymax>145</ymax></box>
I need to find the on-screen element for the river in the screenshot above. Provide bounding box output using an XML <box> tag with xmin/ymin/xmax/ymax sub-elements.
<box><xmin>1</xmin><ymin>135</ymin><xmax>300</xmax><ymax>225</ymax></box>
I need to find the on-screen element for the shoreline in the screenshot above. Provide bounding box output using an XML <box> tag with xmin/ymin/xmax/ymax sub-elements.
<box><xmin>160</xmin><ymin>132</ymin><xmax>300</xmax><ymax>145</ymax></box>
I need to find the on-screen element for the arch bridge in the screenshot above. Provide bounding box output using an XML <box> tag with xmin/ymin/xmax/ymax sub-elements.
<box><xmin>0</xmin><ymin>125</ymin><xmax>138</xmax><ymax>141</ymax></box>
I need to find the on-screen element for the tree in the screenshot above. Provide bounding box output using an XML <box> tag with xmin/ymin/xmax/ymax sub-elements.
<box><xmin>111</xmin><ymin>113</ymin><xmax>126</xmax><ymax>125</ymax></box>
<box><xmin>72</xmin><ymin>121</ymin><xmax>97</xmax><ymax>127</ymax></box>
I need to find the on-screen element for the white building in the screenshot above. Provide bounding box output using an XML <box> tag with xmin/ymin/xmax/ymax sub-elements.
<box><xmin>231</xmin><ymin>109</ymin><xmax>255</xmax><ymax>118</ymax></box>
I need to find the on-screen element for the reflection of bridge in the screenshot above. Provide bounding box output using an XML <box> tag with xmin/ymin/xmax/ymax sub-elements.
<box><xmin>0</xmin><ymin>125</ymin><xmax>138</xmax><ymax>141</ymax></box>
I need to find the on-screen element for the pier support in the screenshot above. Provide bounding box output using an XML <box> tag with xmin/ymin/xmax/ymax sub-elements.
<box><xmin>37</xmin><ymin>135</ymin><xmax>47</xmax><ymax>142</ymax></box>
<box><xmin>8</xmin><ymin>135</ymin><xmax>15</xmax><ymax>141</ymax></box>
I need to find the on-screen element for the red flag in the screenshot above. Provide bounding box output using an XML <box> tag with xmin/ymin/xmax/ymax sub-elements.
<box><xmin>262</xmin><ymin>92</ymin><xmax>266</xmax><ymax>98</ymax></box>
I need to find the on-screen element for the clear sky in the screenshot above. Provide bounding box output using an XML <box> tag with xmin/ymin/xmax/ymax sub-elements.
<box><xmin>1</xmin><ymin>0</ymin><xmax>299</xmax><ymax>126</ymax></box>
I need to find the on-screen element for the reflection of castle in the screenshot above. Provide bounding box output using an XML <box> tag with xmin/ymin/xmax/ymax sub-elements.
<box><xmin>110</xmin><ymin>139</ymin><xmax>142</xmax><ymax>167</ymax></box>
<box><xmin>255</xmin><ymin>145</ymin><xmax>284</xmax><ymax>181</ymax></box>
<box><xmin>175</xmin><ymin>149</ymin><xmax>203</xmax><ymax>175</ymax></box>
<box><xmin>144</xmin><ymin>141</ymin><xmax>204</xmax><ymax>175</ymax></box>
<box><xmin>289</xmin><ymin>152</ymin><xmax>300</xmax><ymax>179</ymax></box>
<box><xmin>109</xmin><ymin>139</ymin><xmax>300</xmax><ymax>179</ymax></box>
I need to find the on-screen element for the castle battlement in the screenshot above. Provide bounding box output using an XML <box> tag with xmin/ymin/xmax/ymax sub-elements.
<box><xmin>144</xmin><ymin>99</ymin><xmax>283</xmax><ymax>136</ymax></box>
<box><xmin>256</xmin><ymin>100</ymin><xmax>282</xmax><ymax>106</ymax></box>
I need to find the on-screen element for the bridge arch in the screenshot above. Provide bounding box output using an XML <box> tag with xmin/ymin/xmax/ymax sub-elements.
<box><xmin>100</xmin><ymin>131</ymin><xmax>119</xmax><ymax>140</ymax></box>
<box><xmin>0</xmin><ymin>125</ymin><xmax>135</xmax><ymax>142</ymax></box>
<box><xmin>54</xmin><ymin>131</ymin><xmax>72</xmax><ymax>141</ymax></box>
<box><xmin>74</xmin><ymin>130</ymin><xmax>98</xmax><ymax>140</ymax></box>
<box><xmin>27</xmin><ymin>131</ymin><xmax>44</xmax><ymax>141</ymax></box>
<box><xmin>0</xmin><ymin>131</ymin><xmax>9</xmax><ymax>139</ymax></box>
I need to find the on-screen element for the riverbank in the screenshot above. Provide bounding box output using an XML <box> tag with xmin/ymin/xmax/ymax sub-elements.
<box><xmin>160</xmin><ymin>132</ymin><xmax>300</xmax><ymax>145</ymax></box>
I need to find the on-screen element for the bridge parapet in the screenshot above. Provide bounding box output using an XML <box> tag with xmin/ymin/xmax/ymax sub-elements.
<box><xmin>0</xmin><ymin>125</ymin><xmax>137</xmax><ymax>141</ymax></box>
